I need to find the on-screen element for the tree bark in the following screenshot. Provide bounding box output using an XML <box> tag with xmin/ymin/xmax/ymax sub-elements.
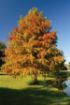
<box><xmin>33</xmin><ymin>74</ymin><xmax>38</xmax><ymax>84</ymax></box>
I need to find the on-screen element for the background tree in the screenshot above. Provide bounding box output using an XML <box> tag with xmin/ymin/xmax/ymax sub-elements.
<box><xmin>66</xmin><ymin>62</ymin><xmax>70</xmax><ymax>78</ymax></box>
<box><xmin>2</xmin><ymin>8</ymin><xmax>67</xmax><ymax>85</ymax></box>
<box><xmin>0</xmin><ymin>41</ymin><xmax>6</xmax><ymax>69</ymax></box>
<box><xmin>66</xmin><ymin>62</ymin><xmax>70</xmax><ymax>70</ymax></box>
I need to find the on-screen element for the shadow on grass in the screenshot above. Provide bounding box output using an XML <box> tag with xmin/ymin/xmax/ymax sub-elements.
<box><xmin>0</xmin><ymin>87</ymin><xmax>70</xmax><ymax>105</ymax></box>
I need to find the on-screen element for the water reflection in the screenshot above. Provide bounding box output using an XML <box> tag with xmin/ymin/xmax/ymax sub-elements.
<box><xmin>64</xmin><ymin>80</ymin><xmax>70</xmax><ymax>96</ymax></box>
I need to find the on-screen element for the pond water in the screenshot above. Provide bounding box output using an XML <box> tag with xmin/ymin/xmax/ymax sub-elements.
<box><xmin>64</xmin><ymin>79</ymin><xmax>70</xmax><ymax>96</ymax></box>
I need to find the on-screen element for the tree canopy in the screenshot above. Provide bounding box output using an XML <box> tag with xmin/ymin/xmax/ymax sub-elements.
<box><xmin>0</xmin><ymin>41</ymin><xmax>6</xmax><ymax>68</ymax></box>
<box><xmin>2</xmin><ymin>8</ymin><xmax>67</xmax><ymax>84</ymax></box>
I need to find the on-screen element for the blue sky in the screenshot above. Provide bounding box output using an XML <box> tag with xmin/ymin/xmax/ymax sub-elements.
<box><xmin>0</xmin><ymin>0</ymin><xmax>70</xmax><ymax>63</ymax></box>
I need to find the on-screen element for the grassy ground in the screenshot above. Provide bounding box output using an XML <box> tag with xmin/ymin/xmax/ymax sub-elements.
<box><xmin>0</xmin><ymin>74</ymin><xmax>70</xmax><ymax>105</ymax></box>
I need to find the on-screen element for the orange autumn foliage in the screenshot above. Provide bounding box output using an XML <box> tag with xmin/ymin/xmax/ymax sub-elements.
<box><xmin>2</xmin><ymin>8</ymin><xmax>66</xmax><ymax>77</ymax></box>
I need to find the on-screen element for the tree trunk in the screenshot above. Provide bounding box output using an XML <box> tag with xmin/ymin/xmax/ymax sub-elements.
<box><xmin>33</xmin><ymin>74</ymin><xmax>38</xmax><ymax>84</ymax></box>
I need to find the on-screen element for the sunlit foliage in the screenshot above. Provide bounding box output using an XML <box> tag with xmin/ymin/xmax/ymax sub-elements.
<box><xmin>2</xmin><ymin>8</ymin><xmax>67</xmax><ymax>85</ymax></box>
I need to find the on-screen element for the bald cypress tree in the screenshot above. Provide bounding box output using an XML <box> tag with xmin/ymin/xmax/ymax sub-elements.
<box><xmin>2</xmin><ymin>8</ymin><xmax>67</xmax><ymax>85</ymax></box>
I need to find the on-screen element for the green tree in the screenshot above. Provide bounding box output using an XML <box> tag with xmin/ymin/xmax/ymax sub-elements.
<box><xmin>67</xmin><ymin>62</ymin><xmax>70</xmax><ymax>70</ymax></box>
<box><xmin>0</xmin><ymin>41</ymin><xmax>6</xmax><ymax>69</ymax></box>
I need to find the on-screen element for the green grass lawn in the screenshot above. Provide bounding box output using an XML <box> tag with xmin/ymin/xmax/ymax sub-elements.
<box><xmin>0</xmin><ymin>74</ymin><xmax>70</xmax><ymax>105</ymax></box>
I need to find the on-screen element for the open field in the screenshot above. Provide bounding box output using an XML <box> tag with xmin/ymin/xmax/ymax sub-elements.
<box><xmin>0</xmin><ymin>74</ymin><xmax>70</xmax><ymax>105</ymax></box>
